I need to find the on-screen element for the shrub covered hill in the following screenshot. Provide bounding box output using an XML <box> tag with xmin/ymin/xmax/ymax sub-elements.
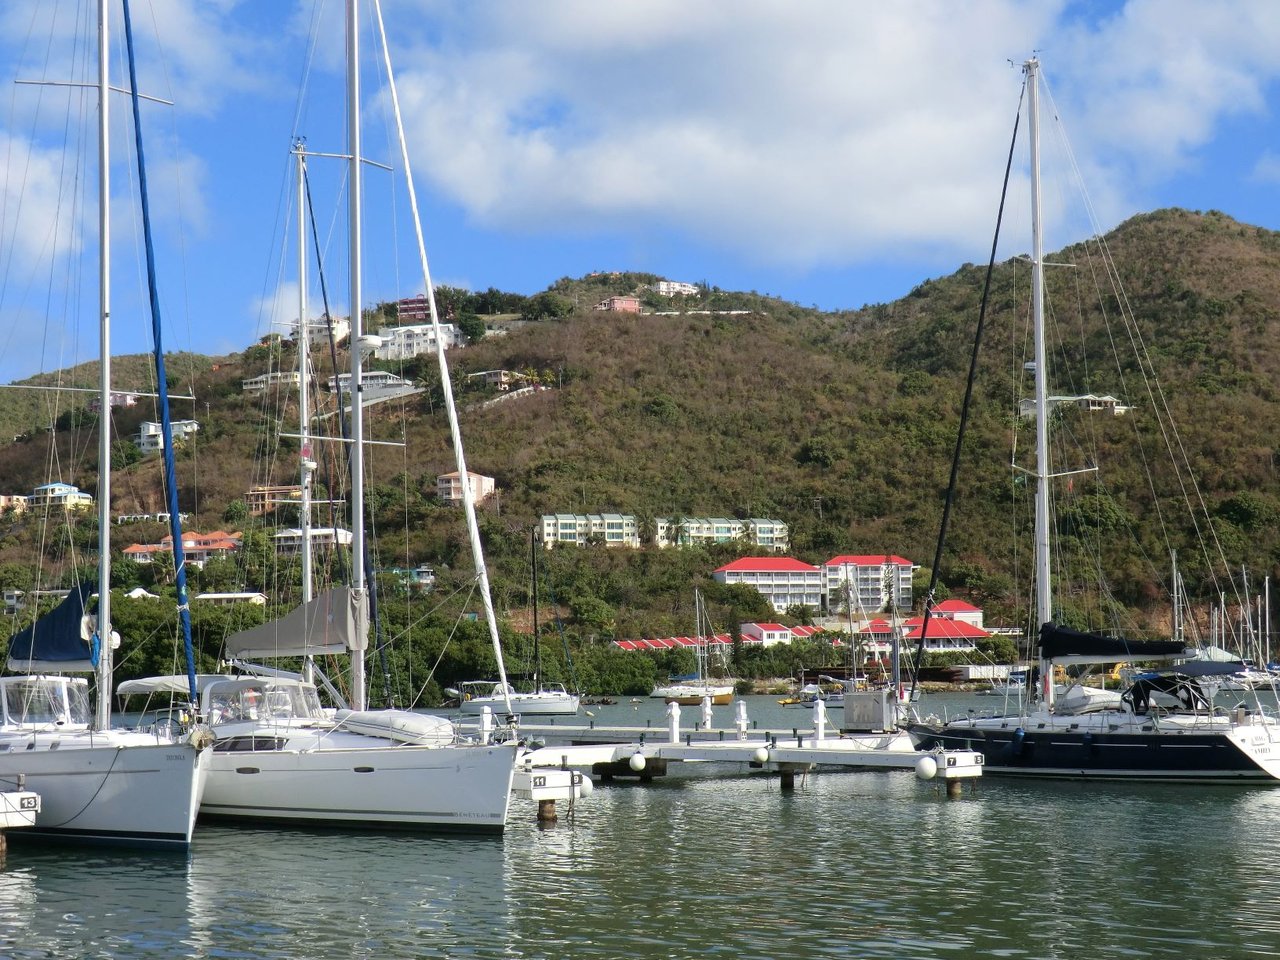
<box><xmin>2</xmin><ymin>207</ymin><xmax>1280</xmax><ymax>697</ymax></box>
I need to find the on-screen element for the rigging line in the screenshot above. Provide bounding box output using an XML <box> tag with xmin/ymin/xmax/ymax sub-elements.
<box><xmin>406</xmin><ymin>579</ymin><xmax>483</xmax><ymax>711</ymax></box>
<box><xmin>122</xmin><ymin>0</ymin><xmax>197</xmax><ymax>705</ymax></box>
<box><xmin>908</xmin><ymin>78</ymin><xmax>1024</xmax><ymax>699</ymax></box>
<box><xmin>1045</xmin><ymin>76</ymin><xmax>1238</xmax><ymax>602</ymax></box>
<box><xmin>303</xmin><ymin>164</ymin><xmax>350</xmax><ymax>587</ymax></box>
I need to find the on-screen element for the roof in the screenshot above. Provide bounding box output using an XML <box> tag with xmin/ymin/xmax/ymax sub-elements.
<box><xmin>789</xmin><ymin>625</ymin><xmax>825</xmax><ymax>638</ymax></box>
<box><xmin>716</xmin><ymin>557</ymin><xmax>820</xmax><ymax>573</ymax></box>
<box><xmin>826</xmin><ymin>554</ymin><xmax>914</xmax><ymax>567</ymax></box>
<box><xmin>933</xmin><ymin>599</ymin><xmax>981</xmax><ymax>612</ymax></box>
<box><xmin>754</xmin><ymin>622</ymin><xmax>788</xmax><ymax>631</ymax></box>
<box><xmin>901</xmin><ymin>617</ymin><xmax>988</xmax><ymax>639</ymax></box>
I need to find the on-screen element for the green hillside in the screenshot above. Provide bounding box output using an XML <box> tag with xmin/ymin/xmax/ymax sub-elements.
<box><xmin>2</xmin><ymin>207</ymin><xmax>1279</xmax><ymax>697</ymax></box>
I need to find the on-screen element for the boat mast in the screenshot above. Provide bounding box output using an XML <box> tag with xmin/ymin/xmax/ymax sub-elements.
<box><xmin>94</xmin><ymin>0</ymin><xmax>112</xmax><ymax>730</ymax></box>
<box><xmin>369</xmin><ymin>0</ymin><xmax>514</xmax><ymax>716</ymax></box>
<box><xmin>531</xmin><ymin>528</ymin><xmax>541</xmax><ymax>693</ymax></box>
<box><xmin>295</xmin><ymin>141</ymin><xmax>317</xmax><ymax>684</ymax></box>
<box><xmin>347</xmin><ymin>0</ymin><xmax>368</xmax><ymax>711</ymax></box>
<box><xmin>1027</xmin><ymin>57</ymin><xmax>1054</xmax><ymax>709</ymax></box>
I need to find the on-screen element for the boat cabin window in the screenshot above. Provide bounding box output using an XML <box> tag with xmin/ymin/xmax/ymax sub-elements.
<box><xmin>1</xmin><ymin>677</ymin><xmax>90</xmax><ymax>727</ymax></box>
<box><xmin>206</xmin><ymin>680</ymin><xmax>322</xmax><ymax>725</ymax></box>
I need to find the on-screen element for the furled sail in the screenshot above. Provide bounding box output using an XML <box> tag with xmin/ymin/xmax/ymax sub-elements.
<box><xmin>224</xmin><ymin>585</ymin><xmax>365</xmax><ymax>658</ymax></box>
<box><xmin>1038</xmin><ymin>622</ymin><xmax>1187</xmax><ymax>665</ymax></box>
<box><xmin>7</xmin><ymin>582</ymin><xmax>99</xmax><ymax>672</ymax></box>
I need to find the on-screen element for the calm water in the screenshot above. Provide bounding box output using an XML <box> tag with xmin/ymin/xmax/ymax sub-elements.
<box><xmin>4</xmin><ymin>694</ymin><xmax>1280</xmax><ymax>959</ymax></box>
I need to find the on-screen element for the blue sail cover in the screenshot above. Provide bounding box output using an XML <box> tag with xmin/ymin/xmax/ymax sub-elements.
<box><xmin>7</xmin><ymin>582</ymin><xmax>97</xmax><ymax>671</ymax></box>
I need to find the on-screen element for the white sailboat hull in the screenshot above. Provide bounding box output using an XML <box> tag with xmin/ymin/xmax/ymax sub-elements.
<box><xmin>458</xmin><ymin>691</ymin><xmax>580</xmax><ymax>716</ymax></box>
<box><xmin>0</xmin><ymin>732</ymin><xmax>209</xmax><ymax>849</ymax></box>
<box><xmin>651</xmin><ymin>683</ymin><xmax>735</xmax><ymax>706</ymax></box>
<box><xmin>200</xmin><ymin>731</ymin><xmax>516</xmax><ymax>832</ymax></box>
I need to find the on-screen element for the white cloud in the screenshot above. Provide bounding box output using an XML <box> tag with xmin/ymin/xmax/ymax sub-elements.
<box><xmin>363</xmin><ymin>0</ymin><xmax>1280</xmax><ymax>269</ymax></box>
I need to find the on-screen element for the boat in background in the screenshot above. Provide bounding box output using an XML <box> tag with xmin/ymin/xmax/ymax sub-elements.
<box><xmin>908</xmin><ymin>59</ymin><xmax>1280</xmax><ymax>783</ymax></box>
<box><xmin>651</xmin><ymin>590</ymin><xmax>736</xmax><ymax>705</ymax></box>
<box><xmin>453</xmin><ymin>529</ymin><xmax>580</xmax><ymax>716</ymax></box>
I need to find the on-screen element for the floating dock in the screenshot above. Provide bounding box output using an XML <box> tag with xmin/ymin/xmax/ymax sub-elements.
<box><xmin>485</xmin><ymin>693</ymin><xmax>983</xmax><ymax>799</ymax></box>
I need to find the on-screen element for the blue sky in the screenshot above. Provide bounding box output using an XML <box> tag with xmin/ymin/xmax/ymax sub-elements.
<box><xmin>2</xmin><ymin>0</ymin><xmax>1280</xmax><ymax>384</ymax></box>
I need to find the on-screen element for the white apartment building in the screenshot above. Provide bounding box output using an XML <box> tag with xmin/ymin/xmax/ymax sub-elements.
<box><xmin>653</xmin><ymin>280</ymin><xmax>700</xmax><ymax>297</ymax></box>
<box><xmin>242</xmin><ymin>371</ymin><xmax>302</xmax><ymax>394</ymax></box>
<box><xmin>713</xmin><ymin>557</ymin><xmax>824</xmax><ymax>613</ymax></box>
<box><xmin>824</xmin><ymin>554</ymin><xmax>916</xmax><ymax>614</ymax></box>
<box><xmin>541</xmin><ymin>513</ymin><xmax>641</xmax><ymax>548</ymax></box>
<box><xmin>654</xmin><ymin>517</ymin><xmax>789</xmax><ymax>552</ymax></box>
<box><xmin>373</xmin><ymin>323</ymin><xmax>462</xmax><ymax>361</ymax></box>
<box><xmin>273</xmin><ymin>526</ymin><xmax>354</xmax><ymax>556</ymax></box>
<box><xmin>28</xmin><ymin>483</ymin><xmax>93</xmax><ymax>512</ymax></box>
<box><xmin>136</xmin><ymin>420</ymin><xmax>200</xmax><ymax>454</ymax></box>
<box><xmin>436</xmin><ymin>471</ymin><xmax>495</xmax><ymax>505</ymax></box>
<box><xmin>294</xmin><ymin>316</ymin><xmax>350</xmax><ymax>348</ymax></box>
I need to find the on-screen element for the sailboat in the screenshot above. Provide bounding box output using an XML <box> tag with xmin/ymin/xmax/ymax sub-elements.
<box><xmin>118</xmin><ymin>0</ymin><xmax>551</xmax><ymax>831</ymax></box>
<box><xmin>456</xmin><ymin>530</ymin><xmax>579</xmax><ymax>716</ymax></box>
<box><xmin>0</xmin><ymin>0</ymin><xmax>211</xmax><ymax>848</ymax></box>
<box><xmin>909</xmin><ymin>59</ymin><xmax>1280</xmax><ymax>783</ymax></box>
<box><xmin>650</xmin><ymin>589</ymin><xmax>736</xmax><ymax>705</ymax></box>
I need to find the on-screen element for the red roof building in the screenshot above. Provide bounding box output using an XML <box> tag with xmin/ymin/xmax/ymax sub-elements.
<box><xmin>713</xmin><ymin>557</ymin><xmax>824</xmax><ymax>613</ymax></box>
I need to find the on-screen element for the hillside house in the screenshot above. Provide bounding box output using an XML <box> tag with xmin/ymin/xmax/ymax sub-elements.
<box><xmin>122</xmin><ymin>531</ymin><xmax>242</xmax><ymax>569</ymax></box>
<box><xmin>436</xmin><ymin>471</ymin><xmax>495</xmax><ymax>505</ymax></box>
<box><xmin>653</xmin><ymin>280</ymin><xmax>700</xmax><ymax>297</ymax></box>
<box><xmin>372</xmin><ymin>323</ymin><xmax>462</xmax><ymax>361</ymax></box>
<box><xmin>245</xmin><ymin>485</ymin><xmax>304</xmax><ymax>517</ymax></box>
<box><xmin>273</xmin><ymin>526</ymin><xmax>353</xmax><ymax>556</ymax></box>
<box><xmin>28</xmin><ymin>483</ymin><xmax>93</xmax><ymax>512</ymax></box>
<box><xmin>593</xmin><ymin>296</ymin><xmax>640</xmax><ymax>313</ymax></box>
<box><xmin>136</xmin><ymin>420</ymin><xmax>199</xmax><ymax>454</ymax></box>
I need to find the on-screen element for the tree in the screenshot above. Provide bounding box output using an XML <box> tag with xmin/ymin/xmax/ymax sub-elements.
<box><xmin>456</xmin><ymin>313</ymin><xmax>486</xmax><ymax>343</ymax></box>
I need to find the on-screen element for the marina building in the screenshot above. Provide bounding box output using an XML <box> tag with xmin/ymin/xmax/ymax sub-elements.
<box><xmin>541</xmin><ymin>514</ymin><xmax>641</xmax><ymax>548</ymax></box>
<box><xmin>713</xmin><ymin>557</ymin><xmax>824</xmax><ymax>613</ymax></box>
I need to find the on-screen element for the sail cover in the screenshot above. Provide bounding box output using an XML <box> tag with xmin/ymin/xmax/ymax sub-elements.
<box><xmin>224</xmin><ymin>586</ymin><xmax>365</xmax><ymax>659</ymax></box>
<box><xmin>7</xmin><ymin>582</ymin><xmax>97</xmax><ymax>672</ymax></box>
<box><xmin>1038</xmin><ymin>622</ymin><xmax>1187</xmax><ymax>664</ymax></box>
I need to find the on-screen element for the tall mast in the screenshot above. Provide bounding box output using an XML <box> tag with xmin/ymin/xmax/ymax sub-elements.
<box><xmin>531</xmin><ymin>529</ymin><xmax>540</xmax><ymax>693</ymax></box>
<box><xmin>347</xmin><ymin>0</ymin><xmax>367</xmax><ymax>711</ymax></box>
<box><xmin>1026</xmin><ymin>58</ymin><xmax>1054</xmax><ymax>709</ymax></box>
<box><xmin>295</xmin><ymin>143</ymin><xmax>313</xmax><ymax>609</ymax></box>
<box><xmin>370</xmin><ymin>0</ymin><xmax>514</xmax><ymax>716</ymax></box>
<box><xmin>94</xmin><ymin>0</ymin><xmax>113</xmax><ymax>730</ymax></box>
<box><xmin>295</xmin><ymin>142</ymin><xmax>317</xmax><ymax>685</ymax></box>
